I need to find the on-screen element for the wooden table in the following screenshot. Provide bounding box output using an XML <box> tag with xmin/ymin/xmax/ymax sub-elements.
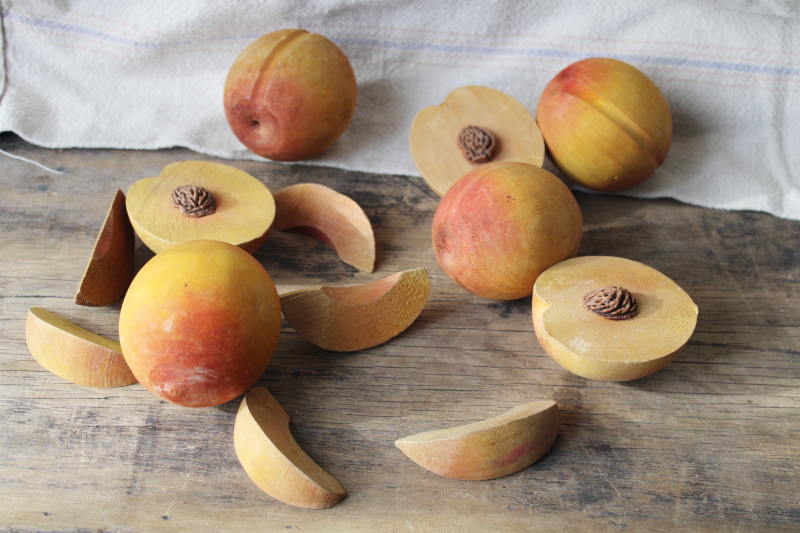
<box><xmin>1</xmin><ymin>132</ymin><xmax>798</xmax><ymax>532</ymax></box>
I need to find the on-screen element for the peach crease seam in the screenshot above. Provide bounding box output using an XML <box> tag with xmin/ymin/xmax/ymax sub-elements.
<box><xmin>249</xmin><ymin>29</ymin><xmax>310</xmax><ymax>104</ymax></box>
<box><xmin>561</xmin><ymin>79</ymin><xmax>664</xmax><ymax>170</ymax></box>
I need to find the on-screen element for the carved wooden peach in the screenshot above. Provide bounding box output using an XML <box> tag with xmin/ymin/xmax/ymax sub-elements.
<box><xmin>224</xmin><ymin>29</ymin><xmax>358</xmax><ymax>161</ymax></box>
<box><xmin>410</xmin><ymin>85</ymin><xmax>545</xmax><ymax>196</ymax></box>
<box><xmin>532</xmin><ymin>256</ymin><xmax>698</xmax><ymax>381</ymax></box>
<box><xmin>75</xmin><ymin>189</ymin><xmax>135</xmax><ymax>306</ymax></box>
<box><xmin>126</xmin><ymin>161</ymin><xmax>275</xmax><ymax>255</ymax></box>
<box><xmin>395</xmin><ymin>400</ymin><xmax>559</xmax><ymax>480</ymax></box>
<box><xmin>119</xmin><ymin>240</ymin><xmax>281</xmax><ymax>407</ymax></box>
<box><xmin>433</xmin><ymin>162</ymin><xmax>582</xmax><ymax>300</ymax></box>
<box><xmin>234</xmin><ymin>387</ymin><xmax>346</xmax><ymax>509</ymax></box>
<box><xmin>26</xmin><ymin>307</ymin><xmax>136</xmax><ymax>388</ymax></box>
<box><xmin>280</xmin><ymin>268</ymin><xmax>430</xmax><ymax>352</ymax></box>
<box><xmin>537</xmin><ymin>57</ymin><xmax>672</xmax><ymax>191</ymax></box>
<box><xmin>272</xmin><ymin>183</ymin><xmax>376</xmax><ymax>272</ymax></box>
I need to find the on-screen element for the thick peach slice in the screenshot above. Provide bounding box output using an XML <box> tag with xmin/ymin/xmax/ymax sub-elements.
<box><xmin>280</xmin><ymin>268</ymin><xmax>430</xmax><ymax>352</ymax></box>
<box><xmin>272</xmin><ymin>183</ymin><xmax>376</xmax><ymax>272</ymax></box>
<box><xmin>234</xmin><ymin>387</ymin><xmax>346</xmax><ymax>509</ymax></box>
<box><xmin>532</xmin><ymin>256</ymin><xmax>698</xmax><ymax>381</ymax></box>
<box><xmin>409</xmin><ymin>86</ymin><xmax>545</xmax><ymax>197</ymax></box>
<box><xmin>395</xmin><ymin>400</ymin><xmax>559</xmax><ymax>480</ymax></box>
<box><xmin>126</xmin><ymin>161</ymin><xmax>275</xmax><ymax>254</ymax></box>
<box><xmin>26</xmin><ymin>307</ymin><xmax>136</xmax><ymax>388</ymax></box>
<box><xmin>75</xmin><ymin>190</ymin><xmax>135</xmax><ymax>306</ymax></box>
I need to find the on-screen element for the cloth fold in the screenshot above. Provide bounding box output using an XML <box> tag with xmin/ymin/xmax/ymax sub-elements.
<box><xmin>1</xmin><ymin>0</ymin><xmax>798</xmax><ymax>219</ymax></box>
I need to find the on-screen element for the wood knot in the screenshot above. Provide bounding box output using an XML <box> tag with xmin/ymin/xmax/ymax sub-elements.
<box><xmin>582</xmin><ymin>286</ymin><xmax>638</xmax><ymax>321</ymax></box>
<box><xmin>172</xmin><ymin>185</ymin><xmax>216</xmax><ymax>217</ymax></box>
<box><xmin>457</xmin><ymin>125</ymin><xmax>496</xmax><ymax>163</ymax></box>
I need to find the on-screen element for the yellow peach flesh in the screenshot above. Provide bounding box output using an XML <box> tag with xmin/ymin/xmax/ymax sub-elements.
<box><xmin>532</xmin><ymin>256</ymin><xmax>698</xmax><ymax>381</ymax></box>
<box><xmin>26</xmin><ymin>307</ymin><xmax>136</xmax><ymax>388</ymax></box>
<box><xmin>410</xmin><ymin>85</ymin><xmax>545</xmax><ymax>197</ymax></box>
<box><xmin>234</xmin><ymin>387</ymin><xmax>346</xmax><ymax>509</ymax></box>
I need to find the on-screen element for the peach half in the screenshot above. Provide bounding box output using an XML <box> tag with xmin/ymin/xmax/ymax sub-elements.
<box><xmin>432</xmin><ymin>162</ymin><xmax>583</xmax><ymax>300</ymax></box>
<box><xmin>395</xmin><ymin>400</ymin><xmax>559</xmax><ymax>480</ymax></box>
<box><xmin>532</xmin><ymin>256</ymin><xmax>698</xmax><ymax>381</ymax></box>
<box><xmin>234</xmin><ymin>387</ymin><xmax>346</xmax><ymax>509</ymax></box>
<box><xmin>280</xmin><ymin>268</ymin><xmax>430</xmax><ymax>352</ymax></box>
<box><xmin>119</xmin><ymin>240</ymin><xmax>281</xmax><ymax>407</ymax></box>
<box><xmin>26</xmin><ymin>307</ymin><xmax>136</xmax><ymax>388</ymax></box>
<box><xmin>272</xmin><ymin>183</ymin><xmax>376</xmax><ymax>272</ymax></box>
<box><xmin>537</xmin><ymin>57</ymin><xmax>672</xmax><ymax>191</ymax></box>
<box><xmin>224</xmin><ymin>29</ymin><xmax>358</xmax><ymax>161</ymax></box>
<box><xmin>126</xmin><ymin>161</ymin><xmax>275</xmax><ymax>255</ymax></box>
<box><xmin>410</xmin><ymin>85</ymin><xmax>545</xmax><ymax>197</ymax></box>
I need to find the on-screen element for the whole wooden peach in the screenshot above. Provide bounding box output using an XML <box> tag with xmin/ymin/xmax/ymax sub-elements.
<box><xmin>224</xmin><ymin>29</ymin><xmax>358</xmax><ymax>162</ymax></box>
<box><xmin>432</xmin><ymin>162</ymin><xmax>583</xmax><ymax>300</ymax></box>
<box><xmin>536</xmin><ymin>57</ymin><xmax>672</xmax><ymax>192</ymax></box>
<box><xmin>119</xmin><ymin>240</ymin><xmax>281</xmax><ymax>407</ymax></box>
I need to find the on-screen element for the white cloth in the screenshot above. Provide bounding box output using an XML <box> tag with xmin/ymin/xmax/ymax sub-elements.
<box><xmin>1</xmin><ymin>1</ymin><xmax>799</xmax><ymax>220</ymax></box>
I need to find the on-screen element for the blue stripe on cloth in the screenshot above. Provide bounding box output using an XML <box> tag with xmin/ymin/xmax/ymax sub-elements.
<box><xmin>8</xmin><ymin>11</ymin><xmax>800</xmax><ymax>78</ymax></box>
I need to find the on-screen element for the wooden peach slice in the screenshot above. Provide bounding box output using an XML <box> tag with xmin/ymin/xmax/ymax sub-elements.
<box><xmin>409</xmin><ymin>85</ymin><xmax>545</xmax><ymax>197</ymax></box>
<box><xmin>395</xmin><ymin>400</ymin><xmax>559</xmax><ymax>481</ymax></box>
<box><xmin>26</xmin><ymin>307</ymin><xmax>136</xmax><ymax>388</ymax></box>
<box><xmin>280</xmin><ymin>268</ymin><xmax>430</xmax><ymax>352</ymax></box>
<box><xmin>234</xmin><ymin>387</ymin><xmax>346</xmax><ymax>509</ymax></box>
<box><xmin>532</xmin><ymin>256</ymin><xmax>698</xmax><ymax>381</ymax></box>
<box><xmin>272</xmin><ymin>183</ymin><xmax>376</xmax><ymax>272</ymax></box>
<box><xmin>75</xmin><ymin>189</ymin><xmax>135</xmax><ymax>306</ymax></box>
<box><xmin>126</xmin><ymin>161</ymin><xmax>275</xmax><ymax>254</ymax></box>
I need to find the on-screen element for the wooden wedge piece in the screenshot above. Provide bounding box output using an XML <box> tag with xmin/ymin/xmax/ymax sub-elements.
<box><xmin>272</xmin><ymin>183</ymin><xmax>376</xmax><ymax>272</ymax></box>
<box><xmin>75</xmin><ymin>189</ymin><xmax>135</xmax><ymax>306</ymax></box>
<box><xmin>26</xmin><ymin>307</ymin><xmax>136</xmax><ymax>388</ymax></box>
<box><xmin>280</xmin><ymin>268</ymin><xmax>430</xmax><ymax>352</ymax></box>
<box><xmin>126</xmin><ymin>161</ymin><xmax>275</xmax><ymax>254</ymax></box>
<box><xmin>234</xmin><ymin>387</ymin><xmax>346</xmax><ymax>509</ymax></box>
<box><xmin>395</xmin><ymin>400</ymin><xmax>559</xmax><ymax>480</ymax></box>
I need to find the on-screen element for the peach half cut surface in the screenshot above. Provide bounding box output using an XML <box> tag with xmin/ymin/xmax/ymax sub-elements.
<box><xmin>395</xmin><ymin>400</ymin><xmax>559</xmax><ymax>481</ymax></box>
<box><xmin>75</xmin><ymin>189</ymin><xmax>135</xmax><ymax>306</ymax></box>
<box><xmin>409</xmin><ymin>85</ymin><xmax>545</xmax><ymax>197</ymax></box>
<box><xmin>280</xmin><ymin>268</ymin><xmax>430</xmax><ymax>352</ymax></box>
<box><xmin>26</xmin><ymin>307</ymin><xmax>137</xmax><ymax>388</ymax></box>
<box><xmin>272</xmin><ymin>183</ymin><xmax>376</xmax><ymax>272</ymax></box>
<box><xmin>234</xmin><ymin>387</ymin><xmax>346</xmax><ymax>509</ymax></box>
<box><xmin>126</xmin><ymin>161</ymin><xmax>275</xmax><ymax>254</ymax></box>
<box><xmin>532</xmin><ymin>256</ymin><xmax>698</xmax><ymax>381</ymax></box>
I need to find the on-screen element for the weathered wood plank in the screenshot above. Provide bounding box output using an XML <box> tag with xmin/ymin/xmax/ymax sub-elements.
<box><xmin>0</xmin><ymin>133</ymin><xmax>798</xmax><ymax>532</ymax></box>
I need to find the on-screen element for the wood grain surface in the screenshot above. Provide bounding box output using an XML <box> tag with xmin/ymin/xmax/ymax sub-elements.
<box><xmin>0</xmin><ymin>132</ymin><xmax>798</xmax><ymax>532</ymax></box>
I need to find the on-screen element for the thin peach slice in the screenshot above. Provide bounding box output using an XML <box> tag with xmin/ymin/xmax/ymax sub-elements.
<box><xmin>409</xmin><ymin>85</ymin><xmax>545</xmax><ymax>197</ymax></box>
<box><xmin>532</xmin><ymin>256</ymin><xmax>698</xmax><ymax>381</ymax></box>
<box><xmin>280</xmin><ymin>268</ymin><xmax>430</xmax><ymax>352</ymax></box>
<box><xmin>75</xmin><ymin>189</ymin><xmax>135</xmax><ymax>306</ymax></box>
<box><xmin>234</xmin><ymin>387</ymin><xmax>346</xmax><ymax>509</ymax></box>
<box><xmin>395</xmin><ymin>400</ymin><xmax>560</xmax><ymax>480</ymax></box>
<box><xmin>126</xmin><ymin>161</ymin><xmax>275</xmax><ymax>254</ymax></box>
<box><xmin>25</xmin><ymin>307</ymin><xmax>136</xmax><ymax>388</ymax></box>
<box><xmin>272</xmin><ymin>183</ymin><xmax>376</xmax><ymax>272</ymax></box>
